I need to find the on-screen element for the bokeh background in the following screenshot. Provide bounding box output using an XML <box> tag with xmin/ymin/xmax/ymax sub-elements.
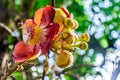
<box><xmin>0</xmin><ymin>0</ymin><xmax>120</xmax><ymax>80</ymax></box>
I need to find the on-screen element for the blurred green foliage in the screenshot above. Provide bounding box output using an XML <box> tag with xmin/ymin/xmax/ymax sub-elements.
<box><xmin>12</xmin><ymin>72</ymin><xmax>22</xmax><ymax>80</ymax></box>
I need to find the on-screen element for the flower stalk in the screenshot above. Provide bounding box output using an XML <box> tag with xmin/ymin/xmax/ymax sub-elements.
<box><xmin>51</xmin><ymin>0</ymin><xmax>55</xmax><ymax>7</ymax></box>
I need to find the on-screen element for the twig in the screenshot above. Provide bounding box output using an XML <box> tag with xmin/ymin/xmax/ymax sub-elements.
<box><xmin>56</xmin><ymin>63</ymin><xmax>95</xmax><ymax>76</ymax></box>
<box><xmin>111</xmin><ymin>61</ymin><xmax>120</xmax><ymax>80</ymax></box>
<box><xmin>42</xmin><ymin>69</ymin><xmax>46</xmax><ymax>80</ymax></box>
<box><xmin>1</xmin><ymin>62</ymin><xmax>24</xmax><ymax>80</ymax></box>
<box><xmin>65</xmin><ymin>73</ymin><xmax>79</xmax><ymax>80</ymax></box>
<box><xmin>0</xmin><ymin>22</ymin><xmax>13</xmax><ymax>35</ymax></box>
<box><xmin>51</xmin><ymin>0</ymin><xmax>55</xmax><ymax>7</ymax></box>
<box><xmin>63</xmin><ymin>63</ymin><xmax>95</xmax><ymax>72</ymax></box>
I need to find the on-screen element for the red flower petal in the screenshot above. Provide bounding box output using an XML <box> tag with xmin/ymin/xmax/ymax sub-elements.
<box><xmin>13</xmin><ymin>41</ymin><xmax>39</xmax><ymax>62</ymax></box>
<box><xmin>40</xmin><ymin>5</ymin><xmax>55</xmax><ymax>27</ymax></box>
<box><xmin>39</xmin><ymin>23</ymin><xmax>59</xmax><ymax>55</ymax></box>
<box><xmin>34</xmin><ymin>38</ymin><xmax>51</xmax><ymax>55</ymax></box>
<box><xmin>34</xmin><ymin>5</ymin><xmax>55</xmax><ymax>27</ymax></box>
<box><xmin>45</xmin><ymin>23</ymin><xmax>59</xmax><ymax>40</ymax></box>
<box><xmin>40</xmin><ymin>39</ymin><xmax>52</xmax><ymax>55</ymax></box>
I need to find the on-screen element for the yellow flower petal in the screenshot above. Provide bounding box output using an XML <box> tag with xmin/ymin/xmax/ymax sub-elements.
<box><xmin>53</xmin><ymin>8</ymin><xmax>67</xmax><ymax>32</ymax></box>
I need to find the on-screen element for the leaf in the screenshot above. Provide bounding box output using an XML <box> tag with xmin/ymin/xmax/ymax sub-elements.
<box><xmin>99</xmin><ymin>38</ymin><xmax>108</xmax><ymax>48</ymax></box>
<box><xmin>12</xmin><ymin>72</ymin><xmax>22</xmax><ymax>80</ymax></box>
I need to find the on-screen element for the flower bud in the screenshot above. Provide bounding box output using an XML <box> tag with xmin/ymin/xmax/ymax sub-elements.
<box><xmin>62</xmin><ymin>32</ymin><xmax>75</xmax><ymax>44</ymax></box>
<box><xmin>73</xmin><ymin>20</ymin><xmax>78</xmax><ymax>29</ymax></box>
<box><xmin>77</xmin><ymin>41</ymin><xmax>88</xmax><ymax>50</ymax></box>
<box><xmin>55</xmin><ymin>50</ymin><xmax>73</xmax><ymax>68</ymax></box>
<box><xmin>79</xmin><ymin>33</ymin><xmax>90</xmax><ymax>42</ymax></box>
<box><xmin>64</xmin><ymin>18</ymin><xmax>74</xmax><ymax>29</ymax></box>
<box><xmin>52</xmin><ymin>40</ymin><xmax>62</xmax><ymax>50</ymax></box>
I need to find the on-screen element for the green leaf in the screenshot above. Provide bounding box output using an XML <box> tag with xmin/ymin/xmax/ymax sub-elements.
<box><xmin>12</xmin><ymin>72</ymin><xmax>22</xmax><ymax>80</ymax></box>
<box><xmin>99</xmin><ymin>38</ymin><xmax>108</xmax><ymax>48</ymax></box>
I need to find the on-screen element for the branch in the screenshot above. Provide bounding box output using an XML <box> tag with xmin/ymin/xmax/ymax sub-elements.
<box><xmin>56</xmin><ymin>63</ymin><xmax>95</xmax><ymax>76</ymax></box>
<box><xmin>0</xmin><ymin>22</ymin><xmax>13</xmax><ymax>35</ymax></box>
<box><xmin>1</xmin><ymin>62</ymin><xmax>24</xmax><ymax>80</ymax></box>
<box><xmin>111</xmin><ymin>61</ymin><xmax>120</xmax><ymax>80</ymax></box>
<box><xmin>88</xmin><ymin>35</ymin><xmax>106</xmax><ymax>67</ymax></box>
<box><xmin>42</xmin><ymin>70</ymin><xmax>46</xmax><ymax>80</ymax></box>
<box><xmin>65</xmin><ymin>73</ymin><xmax>79</xmax><ymax>80</ymax></box>
<box><xmin>64</xmin><ymin>63</ymin><xmax>95</xmax><ymax>72</ymax></box>
<box><xmin>51</xmin><ymin>0</ymin><xmax>55</xmax><ymax>7</ymax></box>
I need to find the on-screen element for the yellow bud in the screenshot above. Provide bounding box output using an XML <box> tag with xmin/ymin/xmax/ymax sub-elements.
<box><xmin>79</xmin><ymin>33</ymin><xmax>90</xmax><ymax>42</ymax></box>
<box><xmin>77</xmin><ymin>41</ymin><xmax>88</xmax><ymax>50</ymax></box>
<box><xmin>52</xmin><ymin>31</ymin><xmax>78</xmax><ymax>51</ymax></box>
<box><xmin>73</xmin><ymin>20</ymin><xmax>78</xmax><ymax>29</ymax></box>
<box><xmin>44</xmin><ymin>55</ymin><xmax>49</xmax><ymax>74</ymax></box>
<box><xmin>55</xmin><ymin>50</ymin><xmax>73</xmax><ymax>68</ymax></box>
<box><xmin>64</xmin><ymin>18</ymin><xmax>74</xmax><ymax>29</ymax></box>
<box><xmin>52</xmin><ymin>40</ymin><xmax>62</xmax><ymax>50</ymax></box>
<box><xmin>62</xmin><ymin>32</ymin><xmax>74</xmax><ymax>44</ymax></box>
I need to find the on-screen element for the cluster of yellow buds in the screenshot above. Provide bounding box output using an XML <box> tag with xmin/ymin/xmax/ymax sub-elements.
<box><xmin>51</xmin><ymin>8</ymin><xmax>90</xmax><ymax>69</ymax></box>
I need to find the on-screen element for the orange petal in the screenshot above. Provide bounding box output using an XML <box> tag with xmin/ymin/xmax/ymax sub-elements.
<box><xmin>34</xmin><ymin>8</ymin><xmax>44</xmax><ymax>26</ymax></box>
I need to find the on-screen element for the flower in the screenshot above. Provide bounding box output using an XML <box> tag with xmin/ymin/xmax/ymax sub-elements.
<box><xmin>13</xmin><ymin>5</ymin><xmax>59</xmax><ymax>62</ymax></box>
<box><xmin>12</xmin><ymin>5</ymin><xmax>90</xmax><ymax>70</ymax></box>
